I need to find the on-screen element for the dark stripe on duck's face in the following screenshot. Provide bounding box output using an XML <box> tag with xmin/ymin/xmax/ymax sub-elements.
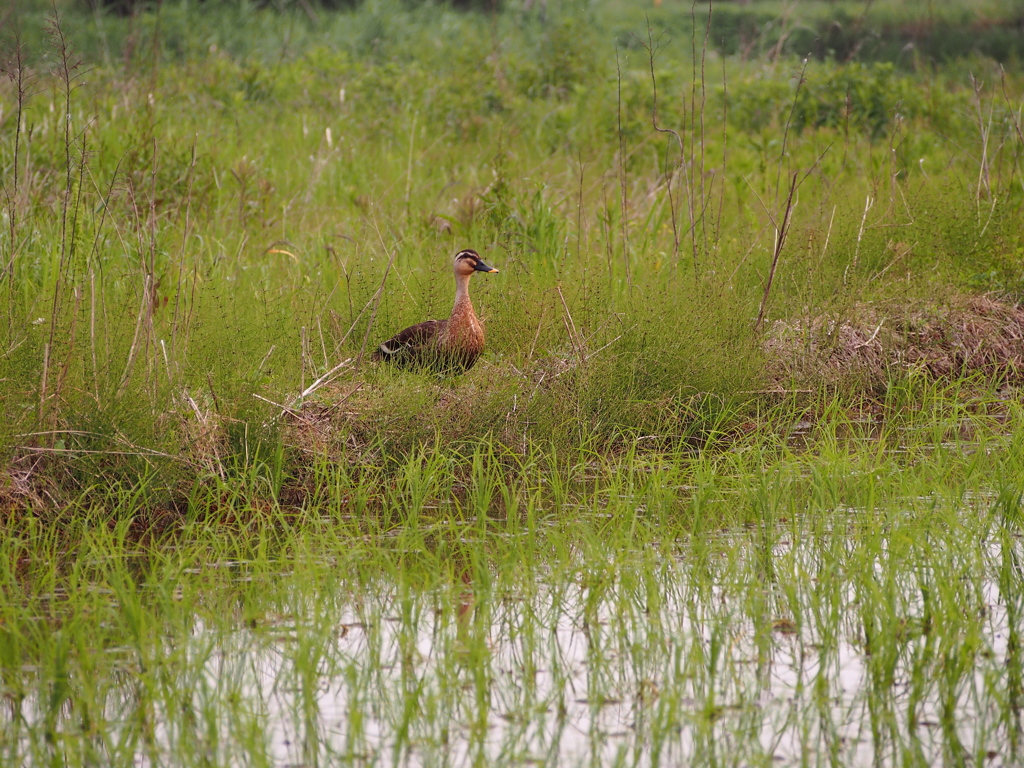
<box><xmin>457</xmin><ymin>249</ymin><xmax>498</xmax><ymax>273</ymax></box>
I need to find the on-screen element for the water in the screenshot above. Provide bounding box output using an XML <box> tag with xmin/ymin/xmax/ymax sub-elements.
<box><xmin>0</xmin><ymin>481</ymin><xmax>1019</xmax><ymax>768</ymax></box>
<box><xmin>2</xmin><ymin>518</ymin><xmax>1021</xmax><ymax>767</ymax></box>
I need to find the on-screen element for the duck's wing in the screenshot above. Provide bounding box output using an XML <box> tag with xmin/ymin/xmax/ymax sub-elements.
<box><xmin>374</xmin><ymin>319</ymin><xmax>444</xmax><ymax>364</ymax></box>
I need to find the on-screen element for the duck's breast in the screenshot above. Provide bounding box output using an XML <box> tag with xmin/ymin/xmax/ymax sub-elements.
<box><xmin>442</xmin><ymin>301</ymin><xmax>484</xmax><ymax>350</ymax></box>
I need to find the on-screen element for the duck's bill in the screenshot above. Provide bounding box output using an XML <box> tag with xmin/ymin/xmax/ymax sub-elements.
<box><xmin>474</xmin><ymin>259</ymin><xmax>499</xmax><ymax>273</ymax></box>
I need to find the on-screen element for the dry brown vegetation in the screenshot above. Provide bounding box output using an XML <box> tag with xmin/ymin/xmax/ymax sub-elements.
<box><xmin>765</xmin><ymin>295</ymin><xmax>1024</xmax><ymax>392</ymax></box>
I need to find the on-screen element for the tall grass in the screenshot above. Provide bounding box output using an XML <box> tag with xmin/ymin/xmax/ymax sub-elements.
<box><xmin>2</xmin><ymin>1</ymin><xmax>1023</xmax><ymax>502</ymax></box>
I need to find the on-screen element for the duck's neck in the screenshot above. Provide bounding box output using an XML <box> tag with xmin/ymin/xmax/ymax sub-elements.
<box><xmin>452</xmin><ymin>272</ymin><xmax>473</xmax><ymax>315</ymax></box>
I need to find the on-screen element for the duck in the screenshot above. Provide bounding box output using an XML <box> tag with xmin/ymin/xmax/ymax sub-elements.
<box><xmin>373</xmin><ymin>248</ymin><xmax>499</xmax><ymax>373</ymax></box>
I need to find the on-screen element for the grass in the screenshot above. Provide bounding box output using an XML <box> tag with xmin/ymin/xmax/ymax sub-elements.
<box><xmin>3</xmin><ymin>0</ymin><xmax>1024</xmax><ymax>764</ymax></box>
<box><xmin>2</xmin><ymin>387</ymin><xmax>1023</xmax><ymax>765</ymax></box>
<box><xmin>2</xmin><ymin>0</ymin><xmax>1023</xmax><ymax>482</ymax></box>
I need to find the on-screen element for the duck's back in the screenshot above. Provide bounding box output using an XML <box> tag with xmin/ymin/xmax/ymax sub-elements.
<box><xmin>374</xmin><ymin>319</ymin><xmax>445</xmax><ymax>365</ymax></box>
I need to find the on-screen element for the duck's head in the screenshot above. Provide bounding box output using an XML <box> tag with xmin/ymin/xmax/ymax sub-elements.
<box><xmin>453</xmin><ymin>248</ymin><xmax>499</xmax><ymax>277</ymax></box>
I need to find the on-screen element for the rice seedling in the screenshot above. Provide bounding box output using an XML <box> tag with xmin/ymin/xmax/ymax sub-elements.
<box><xmin>2</xmin><ymin>398</ymin><xmax>1023</xmax><ymax>765</ymax></box>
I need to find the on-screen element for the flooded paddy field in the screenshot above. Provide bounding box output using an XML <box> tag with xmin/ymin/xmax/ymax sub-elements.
<box><xmin>4</xmin><ymin>412</ymin><xmax>1023</xmax><ymax>768</ymax></box>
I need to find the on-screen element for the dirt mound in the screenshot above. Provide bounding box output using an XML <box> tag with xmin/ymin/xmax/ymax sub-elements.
<box><xmin>764</xmin><ymin>295</ymin><xmax>1024</xmax><ymax>390</ymax></box>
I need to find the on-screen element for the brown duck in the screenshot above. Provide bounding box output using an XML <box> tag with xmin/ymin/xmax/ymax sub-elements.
<box><xmin>374</xmin><ymin>249</ymin><xmax>499</xmax><ymax>373</ymax></box>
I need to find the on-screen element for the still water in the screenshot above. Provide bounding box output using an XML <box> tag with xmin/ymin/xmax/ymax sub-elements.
<box><xmin>3</xmin><ymin>520</ymin><xmax>1020</xmax><ymax>767</ymax></box>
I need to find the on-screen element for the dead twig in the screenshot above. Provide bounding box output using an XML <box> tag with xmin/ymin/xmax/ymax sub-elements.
<box><xmin>294</xmin><ymin>357</ymin><xmax>354</xmax><ymax>405</ymax></box>
<box><xmin>754</xmin><ymin>172</ymin><xmax>799</xmax><ymax>334</ymax></box>
<box><xmin>556</xmin><ymin>285</ymin><xmax>584</xmax><ymax>361</ymax></box>
<box><xmin>853</xmin><ymin>319</ymin><xmax>886</xmax><ymax>350</ymax></box>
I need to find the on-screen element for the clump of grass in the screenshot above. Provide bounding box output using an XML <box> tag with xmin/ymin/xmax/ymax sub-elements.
<box><xmin>765</xmin><ymin>294</ymin><xmax>1024</xmax><ymax>393</ymax></box>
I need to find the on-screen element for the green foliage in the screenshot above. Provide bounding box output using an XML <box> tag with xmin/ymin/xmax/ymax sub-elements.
<box><xmin>614</xmin><ymin>0</ymin><xmax>1024</xmax><ymax>66</ymax></box>
<box><xmin>5</xmin><ymin>5</ymin><xmax>1024</xmax><ymax>761</ymax></box>
<box><xmin>0</xmin><ymin>0</ymin><xmax>1023</xmax><ymax>496</ymax></box>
